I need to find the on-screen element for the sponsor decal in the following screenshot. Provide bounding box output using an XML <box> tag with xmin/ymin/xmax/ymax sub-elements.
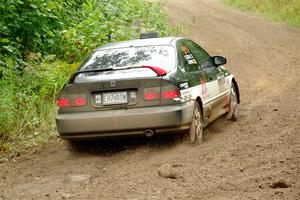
<box><xmin>180</xmin><ymin>89</ymin><xmax>192</xmax><ymax>101</ymax></box>
<box><xmin>184</xmin><ymin>54</ymin><xmax>194</xmax><ymax>60</ymax></box>
<box><xmin>187</xmin><ymin>59</ymin><xmax>197</xmax><ymax>64</ymax></box>
<box><xmin>181</xmin><ymin>45</ymin><xmax>190</xmax><ymax>54</ymax></box>
<box><xmin>201</xmin><ymin>79</ymin><xmax>207</xmax><ymax>95</ymax></box>
<box><xmin>181</xmin><ymin>45</ymin><xmax>197</xmax><ymax>65</ymax></box>
<box><xmin>180</xmin><ymin>82</ymin><xmax>189</xmax><ymax>89</ymax></box>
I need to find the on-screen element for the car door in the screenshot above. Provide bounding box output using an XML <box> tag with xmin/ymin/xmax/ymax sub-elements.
<box><xmin>177</xmin><ymin>39</ymin><xmax>211</xmax><ymax>123</ymax></box>
<box><xmin>184</xmin><ymin>40</ymin><xmax>227</xmax><ymax>121</ymax></box>
<box><xmin>183</xmin><ymin>40</ymin><xmax>221</xmax><ymax>100</ymax></box>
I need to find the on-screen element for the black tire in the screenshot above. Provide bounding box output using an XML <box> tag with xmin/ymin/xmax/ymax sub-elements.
<box><xmin>227</xmin><ymin>85</ymin><xmax>238</xmax><ymax>121</ymax></box>
<box><xmin>189</xmin><ymin>102</ymin><xmax>204</xmax><ymax>144</ymax></box>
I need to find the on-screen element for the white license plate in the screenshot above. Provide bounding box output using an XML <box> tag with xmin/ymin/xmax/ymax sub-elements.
<box><xmin>102</xmin><ymin>92</ymin><xmax>128</xmax><ymax>105</ymax></box>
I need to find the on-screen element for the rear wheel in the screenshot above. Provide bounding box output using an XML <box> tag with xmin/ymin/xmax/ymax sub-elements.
<box><xmin>227</xmin><ymin>85</ymin><xmax>238</xmax><ymax>121</ymax></box>
<box><xmin>189</xmin><ymin>102</ymin><xmax>204</xmax><ymax>144</ymax></box>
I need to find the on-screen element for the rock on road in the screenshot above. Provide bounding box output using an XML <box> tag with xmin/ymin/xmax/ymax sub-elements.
<box><xmin>1</xmin><ymin>0</ymin><xmax>300</xmax><ymax>199</ymax></box>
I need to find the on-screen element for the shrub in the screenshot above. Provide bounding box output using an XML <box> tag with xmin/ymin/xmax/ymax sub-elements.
<box><xmin>57</xmin><ymin>0</ymin><xmax>169</xmax><ymax>61</ymax></box>
<box><xmin>0</xmin><ymin>0</ymin><xmax>169</xmax><ymax>157</ymax></box>
<box><xmin>0</xmin><ymin>61</ymin><xmax>72</xmax><ymax>154</ymax></box>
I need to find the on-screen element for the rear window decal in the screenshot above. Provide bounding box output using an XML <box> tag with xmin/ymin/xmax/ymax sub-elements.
<box><xmin>181</xmin><ymin>45</ymin><xmax>197</xmax><ymax>65</ymax></box>
<box><xmin>184</xmin><ymin>54</ymin><xmax>194</xmax><ymax>60</ymax></box>
<box><xmin>187</xmin><ymin>58</ymin><xmax>197</xmax><ymax>64</ymax></box>
<box><xmin>181</xmin><ymin>46</ymin><xmax>190</xmax><ymax>54</ymax></box>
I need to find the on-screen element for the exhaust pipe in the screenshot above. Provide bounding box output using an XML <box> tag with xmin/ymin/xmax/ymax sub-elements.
<box><xmin>144</xmin><ymin>129</ymin><xmax>155</xmax><ymax>137</ymax></box>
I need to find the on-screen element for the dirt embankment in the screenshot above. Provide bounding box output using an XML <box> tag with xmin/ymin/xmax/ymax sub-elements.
<box><xmin>1</xmin><ymin>0</ymin><xmax>300</xmax><ymax>199</ymax></box>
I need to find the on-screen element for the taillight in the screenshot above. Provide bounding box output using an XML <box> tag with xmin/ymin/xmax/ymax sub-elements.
<box><xmin>162</xmin><ymin>90</ymin><xmax>181</xmax><ymax>99</ymax></box>
<box><xmin>144</xmin><ymin>92</ymin><xmax>160</xmax><ymax>100</ymax></box>
<box><xmin>143</xmin><ymin>88</ymin><xmax>181</xmax><ymax>101</ymax></box>
<box><xmin>58</xmin><ymin>99</ymin><xmax>70</xmax><ymax>107</ymax></box>
<box><xmin>74</xmin><ymin>98</ymin><xmax>86</xmax><ymax>106</ymax></box>
<box><xmin>58</xmin><ymin>97</ymin><xmax>86</xmax><ymax>107</ymax></box>
<box><xmin>143</xmin><ymin>87</ymin><xmax>160</xmax><ymax>101</ymax></box>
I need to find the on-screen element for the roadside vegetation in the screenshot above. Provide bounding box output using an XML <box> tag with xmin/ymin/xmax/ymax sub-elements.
<box><xmin>0</xmin><ymin>0</ymin><xmax>169</xmax><ymax>158</ymax></box>
<box><xmin>224</xmin><ymin>0</ymin><xmax>300</xmax><ymax>27</ymax></box>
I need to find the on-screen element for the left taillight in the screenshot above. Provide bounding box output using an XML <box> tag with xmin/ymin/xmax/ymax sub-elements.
<box><xmin>58</xmin><ymin>99</ymin><xmax>70</xmax><ymax>107</ymax></box>
<box><xmin>57</xmin><ymin>97</ymin><xmax>86</xmax><ymax>107</ymax></box>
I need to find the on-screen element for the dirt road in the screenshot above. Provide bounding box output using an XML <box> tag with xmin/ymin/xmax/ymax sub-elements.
<box><xmin>1</xmin><ymin>0</ymin><xmax>299</xmax><ymax>199</ymax></box>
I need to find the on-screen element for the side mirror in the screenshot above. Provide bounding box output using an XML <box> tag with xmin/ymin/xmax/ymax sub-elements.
<box><xmin>213</xmin><ymin>56</ymin><xmax>227</xmax><ymax>67</ymax></box>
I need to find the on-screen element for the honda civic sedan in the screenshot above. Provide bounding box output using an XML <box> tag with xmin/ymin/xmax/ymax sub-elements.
<box><xmin>56</xmin><ymin>35</ymin><xmax>240</xmax><ymax>143</ymax></box>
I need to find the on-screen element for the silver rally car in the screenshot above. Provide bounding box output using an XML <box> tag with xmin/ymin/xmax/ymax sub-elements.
<box><xmin>56</xmin><ymin>35</ymin><xmax>240</xmax><ymax>143</ymax></box>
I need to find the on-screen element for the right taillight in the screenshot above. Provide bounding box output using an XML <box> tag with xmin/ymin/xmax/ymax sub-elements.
<box><xmin>161</xmin><ymin>90</ymin><xmax>181</xmax><ymax>99</ymax></box>
<box><xmin>143</xmin><ymin>87</ymin><xmax>181</xmax><ymax>101</ymax></box>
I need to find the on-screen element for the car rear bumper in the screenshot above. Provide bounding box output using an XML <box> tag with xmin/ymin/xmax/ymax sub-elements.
<box><xmin>56</xmin><ymin>102</ymin><xmax>194</xmax><ymax>140</ymax></box>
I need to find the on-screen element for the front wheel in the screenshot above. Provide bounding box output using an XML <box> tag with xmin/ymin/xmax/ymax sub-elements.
<box><xmin>226</xmin><ymin>85</ymin><xmax>238</xmax><ymax>121</ymax></box>
<box><xmin>189</xmin><ymin>102</ymin><xmax>204</xmax><ymax>144</ymax></box>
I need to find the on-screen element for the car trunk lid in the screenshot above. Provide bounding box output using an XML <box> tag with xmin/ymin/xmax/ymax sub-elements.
<box><xmin>58</xmin><ymin>68</ymin><xmax>164</xmax><ymax>112</ymax></box>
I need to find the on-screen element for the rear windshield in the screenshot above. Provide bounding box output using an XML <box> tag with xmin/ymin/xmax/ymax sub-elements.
<box><xmin>78</xmin><ymin>45</ymin><xmax>176</xmax><ymax>72</ymax></box>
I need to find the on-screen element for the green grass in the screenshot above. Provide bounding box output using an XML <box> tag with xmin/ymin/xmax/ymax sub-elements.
<box><xmin>224</xmin><ymin>0</ymin><xmax>300</xmax><ymax>28</ymax></box>
<box><xmin>0</xmin><ymin>0</ymin><xmax>171</xmax><ymax>159</ymax></box>
<box><xmin>0</xmin><ymin>60</ymin><xmax>74</xmax><ymax>158</ymax></box>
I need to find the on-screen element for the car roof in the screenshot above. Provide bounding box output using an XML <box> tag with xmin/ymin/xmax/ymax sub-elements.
<box><xmin>96</xmin><ymin>37</ymin><xmax>182</xmax><ymax>51</ymax></box>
